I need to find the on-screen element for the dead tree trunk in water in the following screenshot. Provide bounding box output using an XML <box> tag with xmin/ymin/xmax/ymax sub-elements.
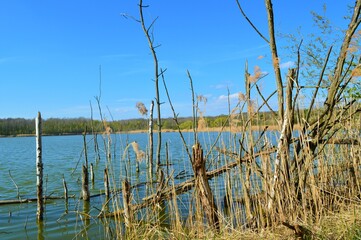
<box><xmin>104</xmin><ymin>168</ymin><xmax>110</xmax><ymax>202</ymax></box>
<box><xmin>192</xmin><ymin>143</ymin><xmax>220</xmax><ymax>231</ymax></box>
<box><xmin>82</xmin><ymin>165</ymin><xmax>90</xmax><ymax>201</ymax></box>
<box><xmin>82</xmin><ymin>131</ymin><xmax>90</xmax><ymax>201</ymax></box>
<box><xmin>36</xmin><ymin>112</ymin><xmax>44</xmax><ymax>221</ymax></box>
<box><xmin>90</xmin><ymin>163</ymin><xmax>95</xmax><ymax>187</ymax></box>
<box><xmin>122</xmin><ymin>180</ymin><xmax>133</xmax><ymax>229</ymax></box>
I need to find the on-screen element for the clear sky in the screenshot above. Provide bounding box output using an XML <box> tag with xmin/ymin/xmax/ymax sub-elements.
<box><xmin>0</xmin><ymin>1</ymin><xmax>354</xmax><ymax>120</ymax></box>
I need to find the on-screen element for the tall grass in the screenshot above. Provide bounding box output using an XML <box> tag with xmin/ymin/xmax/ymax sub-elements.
<box><xmin>86</xmin><ymin>1</ymin><xmax>361</xmax><ymax>238</ymax></box>
<box><xmin>88</xmin><ymin>100</ymin><xmax>360</xmax><ymax>239</ymax></box>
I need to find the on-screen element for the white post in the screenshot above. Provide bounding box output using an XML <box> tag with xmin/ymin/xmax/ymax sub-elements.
<box><xmin>36</xmin><ymin>112</ymin><xmax>44</xmax><ymax>221</ymax></box>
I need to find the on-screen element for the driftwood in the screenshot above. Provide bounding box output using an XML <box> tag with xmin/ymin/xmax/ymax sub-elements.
<box><xmin>282</xmin><ymin>221</ymin><xmax>313</xmax><ymax>239</ymax></box>
<box><xmin>322</xmin><ymin>138</ymin><xmax>360</xmax><ymax>145</ymax></box>
<box><xmin>0</xmin><ymin>195</ymin><xmax>74</xmax><ymax>205</ymax></box>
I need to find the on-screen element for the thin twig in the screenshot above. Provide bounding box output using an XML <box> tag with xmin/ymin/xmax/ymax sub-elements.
<box><xmin>188</xmin><ymin>70</ymin><xmax>198</xmax><ymax>144</ymax></box>
<box><xmin>161</xmin><ymin>71</ymin><xmax>192</xmax><ymax>162</ymax></box>
<box><xmin>8</xmin><ymin>170</ymin><xmax>20</xmax><ymax>200</ymax></box>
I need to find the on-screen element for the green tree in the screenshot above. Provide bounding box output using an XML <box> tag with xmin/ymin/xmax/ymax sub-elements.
<box><xmin>179</xmin><ymin>120</ymin><xmax>193</xmax><ymax>130</ymax></box>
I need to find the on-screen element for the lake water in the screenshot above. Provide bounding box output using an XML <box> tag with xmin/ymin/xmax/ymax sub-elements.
<box><xmin>0</xmin><ymin>131</ymin><xmax>277</xmax><ymax>239</ymax></box>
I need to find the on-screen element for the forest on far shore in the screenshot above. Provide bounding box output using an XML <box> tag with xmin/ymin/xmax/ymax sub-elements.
<box><xmin>2</xmin><ymin>106</ymin><xmax>359</xmax><ymax>136</ymax></box>
<box><xmin>0</xmin><ymin>111</ymin><xmax>282</xmax><ymax>136</ymax></box>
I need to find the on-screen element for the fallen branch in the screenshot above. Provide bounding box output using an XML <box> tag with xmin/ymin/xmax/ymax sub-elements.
<box><xmin>322</xmin><ymin>138</ymin><xmax>360</xmax><ymax>145</ymax></box>
<box><xmin>0</xmin><ymin>195</ymin><xmax>75</xmax><ymax>205</ymax></box>
<box><xmin>100</xmin><ymin>147</ymin><xmax>277</xmax><ymax>217</ymax></box>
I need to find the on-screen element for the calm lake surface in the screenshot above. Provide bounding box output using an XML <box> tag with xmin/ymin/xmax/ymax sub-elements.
<box><xmin>0</xmin><ymin>131</ymin><xmax>277</xmax><ymax>239</ymax></box>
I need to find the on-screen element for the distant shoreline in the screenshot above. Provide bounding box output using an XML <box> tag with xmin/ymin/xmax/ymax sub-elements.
<box><xmin>0</xmin><ymin>124</ymin><xmax>303</xmax><ymax>138</ymax></box>
<box><xmin>124</xmin><ymin>124</ymin><xmax>294</xmax><ymax>134</ymax></box>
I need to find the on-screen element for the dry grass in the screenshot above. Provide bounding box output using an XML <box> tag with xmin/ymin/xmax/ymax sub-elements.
<box><xmin>95</xmin><ymin>88</ymin><xmax>361</xmax><ymax>239</ymax></box>
<box><xmin>105</xmin><ymin>204</ymin><xmax>361</xmax><ymax>239</ymax></box>
<box><xmin>122</xmin><ymin>124</ymin><xmax>303</xmax><ymax>134</ymax></box>
<box><xmin>105</xmin><ymin>1</ymin><xmax>361</xmax><ymax>238</ymax></box>
<box><xmin>97</xmin><ymin>94</ymin><xmax>361</xmax><ymax>239</ymax></box>
<box><xmin>100</xmin><ymin>115</ymin><xmax>361</xmax><ymax>239</ymax></box>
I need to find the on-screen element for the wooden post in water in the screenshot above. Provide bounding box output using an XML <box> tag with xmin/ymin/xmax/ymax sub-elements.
<box><xmin>82</xmin><ymin>165</ymin><xmax>90</xmax><ymax>201</ymax></box>
<box><xmin>62</xmin><ymin>175</ymin><xmax>68</xmax><ymax>201</ymax></box>
<box><xmin>192</xmin><ymin>142</ymin><xmax>219</xmax><ymax>231</ymax></box>
<box><xmin>62</xmin><ymin>175</ymin><xmax>69</xmax><ymax>213</ymax></box>
<box><xmin>36</xmin><ymin>112</ymin><xmax>44</xmax><ymax>221</ymax></box>
<box><xmin>104</xmin><ymin>168</ymin><xmax>110</xmax><ymax>202</ymax></box>
<box><xmin>82</xmin><ymin>130</ymin><xmax>90</xmax><ymax>201</ymax></box>
<box><xmin>83</xmin><ymin>129</ymin><xmax>88</xmax><ymax>167</ymax></box>
<box><xmin>90</xmin><ymin>163</ymin><xmax>95</xmax><ymax>187</ymax></box>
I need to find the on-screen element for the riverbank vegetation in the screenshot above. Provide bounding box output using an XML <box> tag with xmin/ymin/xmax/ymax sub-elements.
<box><xmin>1</xmin><ymin>0</ymin><xmax>360</xmax><ymax>239</ymax></box>
<box><xmin>0</xmin><ymin>112</ymin><xmax>281</xmax><ymax>136</ymax></box>
<box><xmin>98</xmin><ymin>0</ymin><xmax>361</xmax><ymax>238</ymax></box>
<box><xmin>2</xmin><ymin>107</ymin><xmax>355</xmax><ymax>136</ymax></box>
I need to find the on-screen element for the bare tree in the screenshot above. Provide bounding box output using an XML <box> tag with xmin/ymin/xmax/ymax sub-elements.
<box><xmin>139</xmin><ymin>0</ymin><xmax>163</xmax><ymax>177</ymax></box>
<box><xmin>237</xmin><ymin>0</ymin><xmax>361</xmax><ymax>219</ymax></box>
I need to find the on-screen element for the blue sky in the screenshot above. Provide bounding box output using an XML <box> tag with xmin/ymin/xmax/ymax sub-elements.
<box><xmin>0</xmin><ymin>1</ymin><xmax>354</xmax><ymax>120</ymax></box>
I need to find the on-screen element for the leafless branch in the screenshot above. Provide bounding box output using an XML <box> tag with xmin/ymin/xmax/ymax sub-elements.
<box><xmin>139</xmin><ymin>0</ymin><xmax>162</xmax><ymax>175</ymax></box>
<box><xmin>235</xmin><ymin>0</ymin><xmax>269</xmax><ymax>44</ymax></box>
<box><xmin>265</xmin><ymin>0</ymin><xmax>284</xmax><ymax>123</ymax></box>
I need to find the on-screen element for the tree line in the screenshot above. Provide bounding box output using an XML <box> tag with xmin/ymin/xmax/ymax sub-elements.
<box><xmin>0</xmin><ymin>112</ymin><xmax>282</xmax><ymax>136</ymax></box>
<box><xmin>2</xmin><ymin>107</ymin><xmax>356</xmax><ymax>136</ymax></box>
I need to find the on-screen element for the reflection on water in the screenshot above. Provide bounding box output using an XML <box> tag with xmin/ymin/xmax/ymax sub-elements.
<box><xmin>37</xmin><ymin>219</ymin><xmax>44</xmax><ymax>240</ymax></box>
<box><xmin>0</xmin><ymin>131</ymin><xmax>278</xmax><ymax>239</ymax></box>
